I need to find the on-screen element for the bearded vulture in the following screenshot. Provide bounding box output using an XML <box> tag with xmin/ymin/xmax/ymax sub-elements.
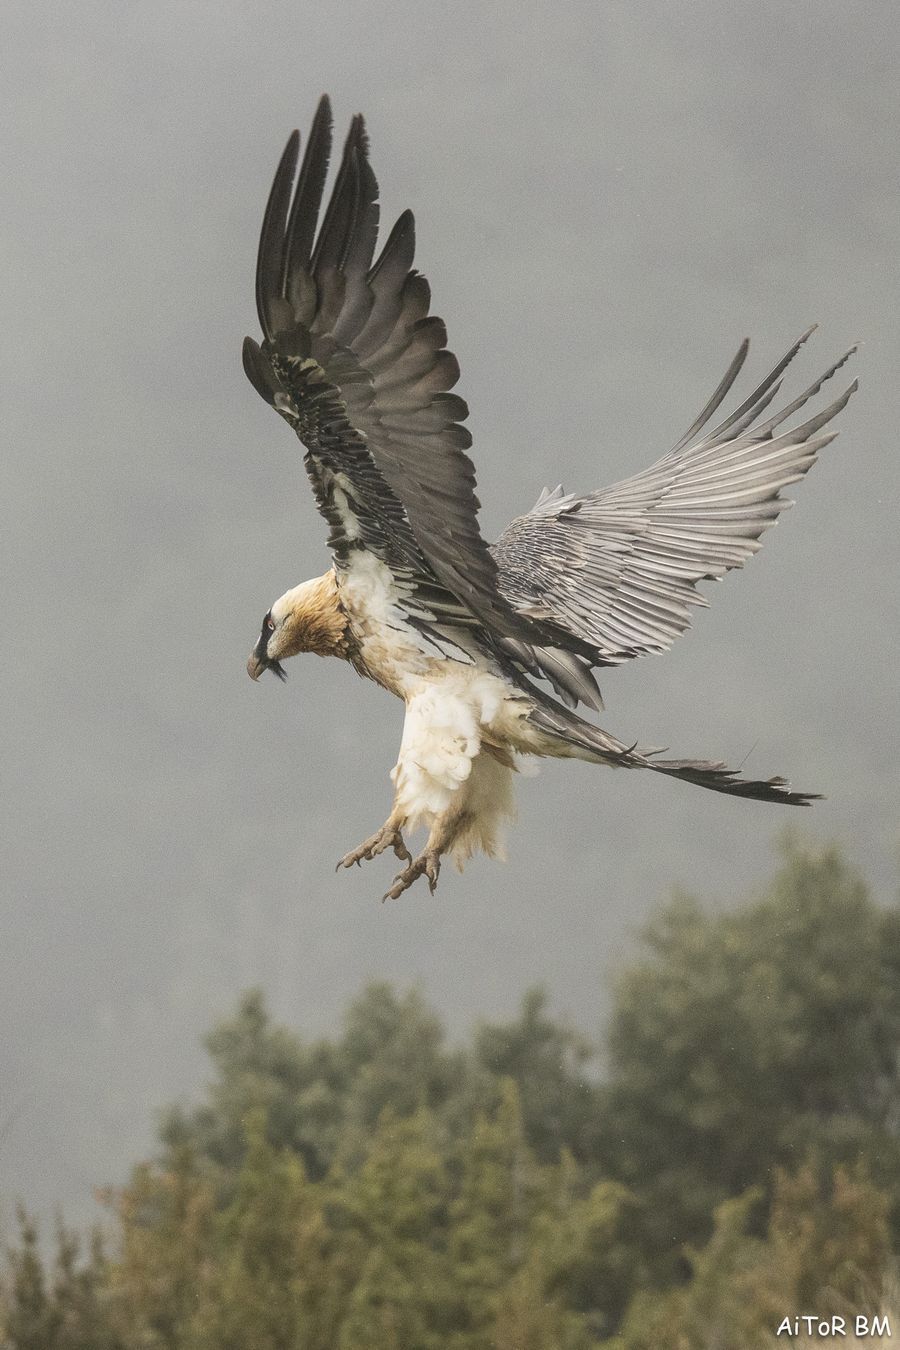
<box><xmin>243</xmin><ymin>97</ymin><xmax>856</xmax><ymax>899</ymax></box>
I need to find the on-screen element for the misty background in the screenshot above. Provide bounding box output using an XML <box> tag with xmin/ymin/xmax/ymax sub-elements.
<box><xmin>2</xmin><ymin>0</ymin><xmax>898</xmax><ymax>1235</ymax></box>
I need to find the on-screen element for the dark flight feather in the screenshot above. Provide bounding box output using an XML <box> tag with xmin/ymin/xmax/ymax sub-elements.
<box><xmin>245</xmin><ymin>98</ymin><xmax>591</xmax><ymax>657</ymax></box>
<box><xmin>243</xmin><ymin>101</ymin><xmax>856</xmax><ymax>807</ymax></box>
<box><xmin>527</xmin><ymin>699</ymin><xmax>822</xmax><ymax>805</ymax></box>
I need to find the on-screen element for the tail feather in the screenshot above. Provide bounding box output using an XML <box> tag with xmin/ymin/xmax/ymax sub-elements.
<box><xmin>527</xmin><ymin>702</ymin><xmax>821</xmax><ymax>806</ymax></box>
<box><xmin>645</xmin><ymin>756</ymin><xmax>821</xmax><ymax>804</ymax></box>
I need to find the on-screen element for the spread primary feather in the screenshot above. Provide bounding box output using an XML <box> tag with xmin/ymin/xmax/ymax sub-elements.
<box><xmin>242</xmin><ymin>96</ymin><xmax>856</xmax><ymax>899</ymax></box>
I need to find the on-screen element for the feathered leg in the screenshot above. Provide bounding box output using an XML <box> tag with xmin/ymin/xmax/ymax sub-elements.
<box><xmin>384</xmin><ymin>749</ymin><xmax>516</xmax><ymax>900</ymax></box>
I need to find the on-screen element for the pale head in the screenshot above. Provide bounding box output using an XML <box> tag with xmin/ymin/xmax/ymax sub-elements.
<box><xmin>246</xmin><ymin>571</ymin><xmax>347</xmax><ymax>681</ymax></box>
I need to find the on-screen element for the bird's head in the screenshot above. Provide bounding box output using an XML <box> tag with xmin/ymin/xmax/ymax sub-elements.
<box><xmin>247</xmin><ymin>571</ymin><xmax>348</xmax><ymax>681</ymax></box>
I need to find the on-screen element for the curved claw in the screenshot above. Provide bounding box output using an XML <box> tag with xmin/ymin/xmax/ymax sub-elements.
<box><xmin>392</xmin><ymin>835</ymin><xmax>413</xmax><ymax>863</ymax></box>
<box><xmin>336</xmin><ymin>825</ymin><xmax>410</xmax><ymax>873</ymax></box>
<box><xmin>382</xmin><ymin>851</ymin><xmax>441</xmax><ymax>901</ymax></box>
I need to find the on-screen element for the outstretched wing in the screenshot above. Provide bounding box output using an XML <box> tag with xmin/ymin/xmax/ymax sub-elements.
<box><xmin>491</xmin><ymin>331</ymin><xmax>856</xmax><ymax>667</ymax></box>
<box><xmin>243</xmin><ymin>97</ymin><xmax>579</xmax><ymax>654</ymax></box>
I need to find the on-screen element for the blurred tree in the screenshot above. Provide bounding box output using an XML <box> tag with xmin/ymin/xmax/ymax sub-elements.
<box><xmin>612</xmin><ymin>1188</ymin><xmax>768</xmax><ymax>1350</ymax></box>
<box><xmin>474</xmin><ymin>989</ymin><xmax>602</xmax><ymax>1164</ymax></box>
<box><xmin>46</xmin><ymin>1227</ymin><xmax>123</xmax><ymax>1350</ymax></box>
<box><xmin>331</xmin><ymin>1107</ymin><xmax>453</xmax><ymax>1350</ymax></box>
<box><xmin>337</xmin><ymin>983</ymin><xmax>469</xmax><ymax>1131</ymax></box>
<box><xmin>492</xmin><ymin>1257</ymin><xmax>591</xmax><ymax>1350</ymax></box>
<box><xmin>601</xmin><ymin>836</ymin><xmax>900</xmax><ymax>1266</ymax></box>
<box><xmin>538</xmin><ymin>1157</ymin><xmax>648</xmax><ymax>1338</ymax></box>
<box><xmin>2</xmin><ymin>1210</ymin><xmax>123</xmax><ymax>1350</ymax></box>
<box><xmin>446</xmin><ymin>1079</ymin><xmax>536</xmax><ymax>1340</ymax></box>
<box><xmin>614</xmin><ymin>1162</ymin><xmax>890</xmax><ymax>1350</ymax></box>
<box><xmin>162</xmin><ymin>983</ymin><xmax>470</xmax><ymax>1186</ymax></box>
<box><xmin>3</xmin><ymin>839</ymin><xmax>899</xmax><ymax>1348</ymax></box>
<box><xmin>160</xmin><ymin>988</ymin><xmax>344</xmax><ymax>1183</ymax></box>
<box><xmin>103</xmin><ymin>1146</ymin><xmax>213</xmax><ymax>1348</ymax></box>
<box><xmin>3</xmin><ymin>1209</ymin><xmax>60</xmax><ymax>1350</ymax></box>
<box><xmin>189</xmin><ymin>1112</ymin><xmax>333</xmax><ymax>1350</ymax></box>
<box><xmin>744</xmin><ymin>1160</ymin><xmax>890</xmax><ymax>1331</ymax></box>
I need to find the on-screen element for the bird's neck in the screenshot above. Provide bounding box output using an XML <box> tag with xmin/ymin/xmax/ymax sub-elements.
<box><xmin>283</xmin><ymin>570</ymin><xmax>351</xmax><ymax>659</ymax></box>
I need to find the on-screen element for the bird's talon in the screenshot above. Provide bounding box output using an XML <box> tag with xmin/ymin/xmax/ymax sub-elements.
<box><xmin>337</xmin><ymin>825</ymin><xmax>409</xmax><ymax>874</ymax></box>
<box><xmin>381</xmin><ymin>851</ymin><xmax>440</xmax><ymax>900</ymax></box>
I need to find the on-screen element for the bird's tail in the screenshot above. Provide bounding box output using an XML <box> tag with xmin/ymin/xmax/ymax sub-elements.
<box><xmin>527</xmin><ymin>702</ymin><xmax>821</xmax><ymax>805</ymax></box>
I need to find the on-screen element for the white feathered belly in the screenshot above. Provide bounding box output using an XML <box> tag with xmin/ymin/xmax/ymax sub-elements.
<box><xmin>337</xmin><ymin>553</ymin><xmax>537</xmax><ymax>866</ymax></box>
<box><xmin>390</xmin><ymin>667</ymin><xmax>532</xmax><ymax>866</ymax></box>
<box><xmin>388</xmin><ymin>667</ymin><xmax>516</xmax><ymax>854</ymax></box>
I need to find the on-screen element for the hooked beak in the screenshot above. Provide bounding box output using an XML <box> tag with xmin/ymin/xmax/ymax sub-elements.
<box><xmin>247</xmin><ymin>633</ymin><xmax>287</xmax><ymax>682</ymax></box>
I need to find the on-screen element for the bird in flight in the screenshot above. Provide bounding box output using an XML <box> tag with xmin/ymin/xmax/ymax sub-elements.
<box><xmin>243</xmin><ymin>96</ymin><xmax>856</xmax><ymax>899</ymax></box>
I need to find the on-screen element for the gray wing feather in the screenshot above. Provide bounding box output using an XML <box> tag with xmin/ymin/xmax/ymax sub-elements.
<box><xmin>667</xmin><ymin>337</ymin><xmax>749</xmax><ymax>453</ymax></box>
<box><xmin>492</xmin><ymin>335</ymin><xmax>857</xmax><ymax>667</ymax></box>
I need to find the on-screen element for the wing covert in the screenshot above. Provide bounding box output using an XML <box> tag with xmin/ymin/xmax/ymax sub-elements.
<box><xmin>492</xmin><ymin>334</ymin><xmax>857</xmax><ymax>667</ymax></box>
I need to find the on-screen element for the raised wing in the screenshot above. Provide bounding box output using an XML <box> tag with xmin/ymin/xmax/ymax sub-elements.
<box><xmin>492</xmin><ymin>331</ymin><xmax>856</xmax><ymax>667</ymax></box>
<box><xmin>243</xmin><ymin>97</ymin><xmax>576</xmax><ymax>652</ymax></box>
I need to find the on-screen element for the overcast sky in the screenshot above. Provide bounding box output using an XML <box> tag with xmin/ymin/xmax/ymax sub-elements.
<box><xmin>3</xmin><ymin>0</ymin><xmax>899</xmax><ymax>1234</ymax></box>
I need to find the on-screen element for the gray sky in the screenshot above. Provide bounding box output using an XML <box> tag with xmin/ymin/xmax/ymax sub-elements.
<box><xmin>3</xmin><ymin>0</ymin><xmax>899</xmax><ymax>1234</ymax></box>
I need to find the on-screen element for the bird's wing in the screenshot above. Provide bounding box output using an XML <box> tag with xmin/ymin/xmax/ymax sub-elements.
<box><xmin>243</xmin><ymin>96</ymin><xmax>577</xmax><ymax>653</ymax></box>
<box><xmin>491</xmin><ymin>331</ymin><xmax>857</xmax><ymax>667</ymax></box>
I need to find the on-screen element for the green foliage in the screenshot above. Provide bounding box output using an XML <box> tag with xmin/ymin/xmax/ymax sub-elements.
<box><xmin>473</xmin><ymin>988</ymin><xmax>601</xmax><ymax>1164</ymax></box>
<box><xmin>3</xmin><ymin>838</ymin><xmax>899</xmax><ymax>1348</ymax></box>
<box><xmin>538</xmin><ymin>1163</ymin><xmax>648</xmax><ymax>1337</ymax></box>
<box><xmin>161</xmin><ymin>982</ymin><xmax>600</xmax><ymax>1198</ymax></box>
<box><xmin>602</xmin><ymin>836</ymin><xmax>900</xmax><ymax>1266</ymax></box>
<box><xmin>446</xmin><ymin>1079</ymin><xmax>540</xmax><ymax>1340</ymax></box>
<box><xmin>191</xmin><ymin>1113</ymin><xmax>331</xmax><ymax>1350</ymax></box>
<box><xmin>105</xmin><ymin>1146</ymin><xmax>214</xmax><ymax>1348</ymax></box>
<box><xmin>614</xmin><ymin>1163</ymin><xmax>891</xmax><ymax>1350</ymax></box>
<box><xmin>332</xmin><ymin>1106</ymin><xmax>453</xmax><ymax>1348</ymax></box>
<box><xmin>492</xmin><ymin>1258</ymin><xmax>592</xmax><ymax>1350</ymax></box>
<box><xmin>162</xmin><ymin>984</ymin><xmax>477</xmax><ymax>1187</ymax></box>
<box><xmin>3</xmin><ymin>1210</ymin><xmax>59</xmax><ymax>1350</ymax></box>
<box><xmin>1</xmin><ymin>1209</ymin><xmax>123</xmax><ymax>1350</ymax></box>
<box><xmin>160</xmin><ymin>987</ymin><xmax>346</xmax><ymax>1182</ymax></box>
<box><xmin>338</xmin><ymin>985</ymin><xmax>466</xmax><ymax>1130</ymax></box>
